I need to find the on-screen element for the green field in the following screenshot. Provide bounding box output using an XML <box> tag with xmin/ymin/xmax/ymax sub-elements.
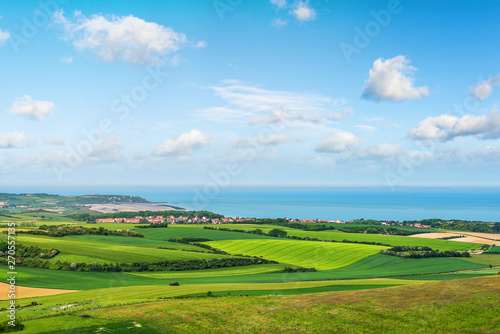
<box><xmin>461</xmin><ymin>254</ymin><xmax>500</xmax><ymax>266</ymax></box>
<box><xmin>139</xmin><ymin>226</ymin><xmax>275</xmax><ymax>241</ymax></box>
<box><xmin>487</xmin><ymin>246</ymin><xmax>500</xmax><ymax>253</ymax></box>
<box><xmin>205</xmin><ymin>239</ymin><xmax>383</xmax><ymax>270</ymax></box>
<box><xmin>16</xmin><ymin>234</ymin><xmax>229</xmax><ymax>264</ymax></box>
<box><xmin>219</xmin><ymin>224</ymin><xmax>481</xmax><ymax>250</ymax></box>
<box><xmin>12</xmin><ymin>276</ymin><xmax>499</xmax><ymax>334</ymax></box>
<box><xmin>0</xmin><ymin>213</ymin><xmax>497</xmax><ymax>333</ymax></box>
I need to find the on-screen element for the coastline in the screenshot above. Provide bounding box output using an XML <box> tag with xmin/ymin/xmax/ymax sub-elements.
<box><xmin>86</xmin><ymin>202</ymin><xmax>185</xmax><ymax>213</ymax></box>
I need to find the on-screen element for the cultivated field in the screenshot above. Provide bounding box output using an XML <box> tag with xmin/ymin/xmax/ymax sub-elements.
<box><xmin>205</xmin><ymin>239</ymin><xmax>384</xmax><ymax>270</ymax></box>
<box><xmin>0</xmin><ymin>213</ymin><xmax>498</xmax><ymax>333</ymax></box>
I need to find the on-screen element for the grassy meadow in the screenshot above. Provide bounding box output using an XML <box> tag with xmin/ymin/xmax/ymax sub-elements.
<box><xmin>0</xmin><ymin>213</ymin><xmax>498</xmax><ymax>333</ymax></box>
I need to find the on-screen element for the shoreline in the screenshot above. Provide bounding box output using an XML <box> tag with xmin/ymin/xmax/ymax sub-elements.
<box><xmin>86</xmin><ymin>202</ymin><xmax>185</xmax><ymax>214</ymax></box>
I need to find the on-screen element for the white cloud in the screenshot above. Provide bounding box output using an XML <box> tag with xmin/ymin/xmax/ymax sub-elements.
<box><xmin>327</xmin><ymin>107</ymin><xmax>353</xmax><ymax>120</ymax></box>
<box><xmin>257</xmin><ymin>133</ymin><xmax>292</xmax><ymax>145</ymax></box>
<box><xmin>0</xmin><ymin>132</ymin><xmax>30</xmax><ymax>148</ymax></box>
<box><xmin>0</xmin><ymin>29</ymin><xmax>9</xmax><ymax>45</ymax></box>
<box><xmin>52</xmin><ymin>10</ymin><xmax>188</xmax><ymax>65</ymax></box>
<box><xmin>470</xmin><ymin>74</ymin><xmax>500</xmax><ymax>100</ymax></box>
<box><xmin>195</xmin><ymin>107</ymin><xmax>257</xmax><ymax>122</ymax></box>
<box><xmin>204</xmin><ymin>83</ymin><xmax>347</xmax><ymax>124</ymax></box>
<box><xmin>248</xmin><ymin>106</ymin><xmax>323</xmax><ymax>125</ymax></box>
<box><xmin>362</xmin><ymin>143</ymin><xmax>403</xmax><ymax>157</ymax></box>
<box><xmin>409</xmin><ymin>110</ymin><xmax>500</xmax><ymax>141</ymax></box>
<box><xmin>272</xmin><ymin>18</ymin><xmax>288</xmax><ymax>28</ymax></box>
<box><xmin>271</xmin><ymin>0</ymin><xmax>287</xmax><ymax>9</ymax></box>
<box><xmin>315</xmin><ymin>131</ymin><xmax>360</xmax><ymax>153</ymax></box>
<box><xmin>7</xmin><ymin>95</ymin><xmax>55</xmax><ymax>120</ymax></box>
<box><xmin>88</xmin><ymin>135</ymin><xmax>124</xmax><ymax>161</ymax></box>
<box><xmin>291</xmin><ymin>1</ymin><xmax>316</xmax><ymax>22</ymax></box>
<box><xmin>154</xmin><ymin>129</ymin><xmax>209</xmax><ymax>156</ymax></box>
<box><xmin>354</xmin><ymin>125</ymin><xmax>376</xmax><ymax>132</ymax></box>
<box><xmin>61</xmin><ymin>57</ymin><xmax>73</xmax><ymax>63</ymax></box>
<box><xmin>362</xmin><ymin>56</ymin><xmax>429</xmax><ymax>102</ymax></box>
<box><xmin>232</xmin><ymin>137</ymin><xmax>252</xmax><ymax>148</ymax></box>
<box><xmin>43</xmin><ymin>137</ymin><xmax>65</xmax><ymax>145</ymax></box>
<box><xmin>195</xmin><ymin>40</ymin><xmax>207</xmax><ymax>49</ymax></box>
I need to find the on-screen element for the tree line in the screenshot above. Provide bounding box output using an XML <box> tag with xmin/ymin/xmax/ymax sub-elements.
<box><xmin>380</xmin><ymin>246</ymin><xmax>470</xmax><ymax>258</ymax></box>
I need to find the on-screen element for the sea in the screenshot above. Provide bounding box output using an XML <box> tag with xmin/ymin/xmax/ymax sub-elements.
<box><xmin>3</xmin><ymin>186</ymin><xmax>500</xmax><ymax>222</ymax></box>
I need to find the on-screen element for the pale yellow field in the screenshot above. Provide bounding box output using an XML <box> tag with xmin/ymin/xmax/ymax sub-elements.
<box><xmin>411</xmin><ymin>231</ymin><xmax>500</xmax><ymax>246</ymax></box>
<box><xmin>0</xmin><ymin>282</ymin><xmax>78</xmax><ymax>300</ymax></box>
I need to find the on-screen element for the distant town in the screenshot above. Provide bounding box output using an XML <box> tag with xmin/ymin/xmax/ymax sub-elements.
<box><xmin>96</xmin><ymin>215</ymin><xmax>434</xmax><ymax>228</ymax></box>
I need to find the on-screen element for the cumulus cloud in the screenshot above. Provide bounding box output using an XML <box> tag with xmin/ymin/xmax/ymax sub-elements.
<box><xmin>291</xmin><ymin>1</ymin><xmax>316</xmax><ymax>22</ymax></box>
<box><xmin>52</xmin><ymin>10</ymin><xmax>188</xmax><ymax>65</ymax></box>
<box><xmin>61</xmin><ymin>57</ymin><xmax>73</xmax><ymax>63</ymax></box>
<box><xmin>409</xmin><ymin>110</ymin><xmax>500</xmax><ymax>141</ymax></box>
<box><xmin>315</xmin><ymin>131</ymin><xmax>360</xmax><ymax>153</ymax></box>
<box><xmin>470</xmin><ymin>74</ymin><xmax>500</xmax><ymax>100</ymax></box>
<box><xmin>0</xmin><ymin>29</ymin><xmax>9</xmax><ymax>45</ymax></box>
<box><xmin>362</xmin><ymin>56</ymin><xmax>429</xmax><ymax>102</ymax></box>
<box><xmin>0</xmin><ymin>132</ymin><xmax>30</xmax><ymax>148</ymax></box>
<box><xmin>7</xmin><ymin>95</ymin><xmax>55</xmax><ymax>120</ymax></box>
<box><xmin>154</xmin><ymin>129</ymin><xmax>209</xmax><ymax>156</ymax></box>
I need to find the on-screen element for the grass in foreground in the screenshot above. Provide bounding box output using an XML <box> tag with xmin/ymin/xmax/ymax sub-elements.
<box><xmin>26</xmin><ymin>275</ymin><xmax>500</xmax><ymax>334</ymax></box>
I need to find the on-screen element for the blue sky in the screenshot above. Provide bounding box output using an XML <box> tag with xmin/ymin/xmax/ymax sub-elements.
<box><xmin>0</xmin><ymin>0</ymin><xmax>500</xmax><ymax>188</ymax></box>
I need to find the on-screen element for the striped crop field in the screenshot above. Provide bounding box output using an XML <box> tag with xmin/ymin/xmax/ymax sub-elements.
<box><xmin>16</xmin><ymin>234</ymin><xmax>230</xmax><ymax>264</ymax></box>
<box><xmin>224</xmin><ymin>226</ymin><xmax>481</xmax><ymax>251</ymax></box>
<box><xmin>205</xmin><ymin>239</ymin><xmax>384</xmax><ymax>270</ymax></box>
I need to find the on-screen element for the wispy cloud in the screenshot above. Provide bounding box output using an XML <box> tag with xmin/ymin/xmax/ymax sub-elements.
<box><xmin>0</xmin><ymin>29</ymin><xmax>9</xmax><ymax>45</ymax></box>
<box><xmin>200</xmin><ymin>83</ymin><xmax>349</xmax><ymax>124</ymax></box>
<box><xmin>355</xmin><ymin>125</ymin><xmax>376</xmax><ymax>132</ymax></box>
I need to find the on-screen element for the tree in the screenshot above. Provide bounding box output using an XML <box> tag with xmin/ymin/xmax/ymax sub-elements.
<box><xmin>493</xmin><ymin>222</ymin><xmax>500</xmax><ymax>233</ymax></box>
<box><xmin>268</xmin><ymin>228</ymin><xmax>287</xmax><ymax>238</ymax></box>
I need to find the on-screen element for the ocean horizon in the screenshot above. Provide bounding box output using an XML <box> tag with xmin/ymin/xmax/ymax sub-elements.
<box><xmin>2</xmin><ymin>186</ymin><xmax>500</xmax><ymax>222</ymax></box>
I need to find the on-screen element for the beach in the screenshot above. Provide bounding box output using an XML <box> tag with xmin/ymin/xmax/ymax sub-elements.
<box><xmin>87</xmin><ymin>202</ymin><xmax>182</xmax><ymax>213</ymax></box>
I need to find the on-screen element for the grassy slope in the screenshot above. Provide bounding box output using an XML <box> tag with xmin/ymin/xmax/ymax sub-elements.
<box><xmin>25</xmin><ymin>275</ymin><xmax>500</xmax><ymax>334</ymax></box>
<box><xmin>461</xmin><ymin>253</ymin><xmax>500</xmax><ymax>266</ymax></box>
<box><xmin>205</xmin><ymin>239</ymin><xmax>383</xmax><ymax>270</ymax></box>
<box><xmin>0</xmin><ymin>254</ymin><xmax>485</xmax><ymax>290</ymax></box>
<box><xmin>139</xmin><ymin>226</ymin><xmax>276</xmax><ymax>241</ymax></box>
<box><xmin>16</xmin><ymin>234</ymin><xmax>228</xmax><ymax>263</ymax></box>
<box><xmin>0</xmin><ymin>279</ymin><xmax>435</xmax><ymax>331</ymax></box>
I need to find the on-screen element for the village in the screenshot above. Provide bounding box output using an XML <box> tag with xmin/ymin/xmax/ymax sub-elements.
<box><xmin>95</xmin><ymin>215</ymin><xmax>434</xmax><ymax>228</ymax></box>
